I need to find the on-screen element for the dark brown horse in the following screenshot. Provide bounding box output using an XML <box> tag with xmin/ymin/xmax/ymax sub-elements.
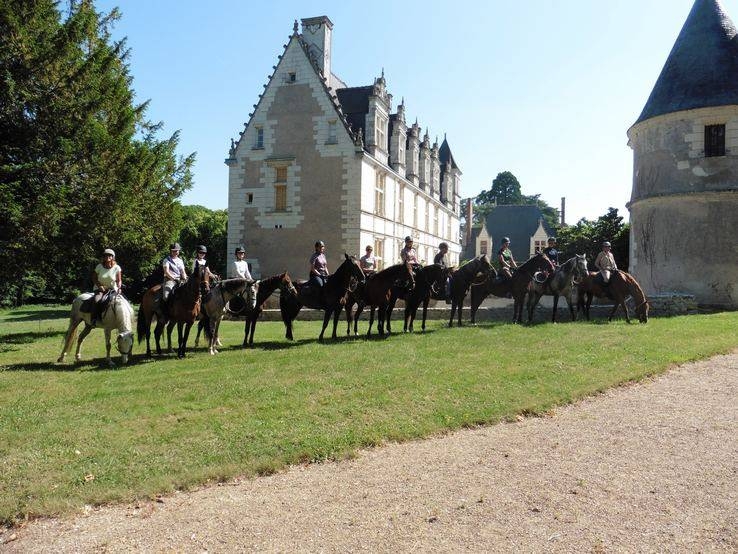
<box><xmin>280</xmin><ymin>254</ymin><xmax>365</xmax><ymax>341</ymax></box>
<box><xmin>359</xmin><ymin>262</ymin><xmax>415</xmax><ymax>336</ymax></box>
<box><xmin>448</xmin><ymin>254</ymin><xmax>494</xmax><ymax>327</ymax></box>
<box><xmin>242</xmin><ymin>272</ymin><xmax>297</xmax><ymax>347</ymax></box>
<box><xmin>137</xmin><ymin>263</ymin><xmax>208</xmax><ymax>358</ymax></box>
<box><xmin>577</xmin><ymin>270</ymin><xmax>649</xmax><ymax>323</ymax></box>
<box><xmin>469</xmin><ymin>253</ymin><xmax>555</xmax><ymax>324</ymax></box>
<box><xmin>385</xmin><ymin>263</ymin><xmax>451</xmax><ymax>333</ymax></box>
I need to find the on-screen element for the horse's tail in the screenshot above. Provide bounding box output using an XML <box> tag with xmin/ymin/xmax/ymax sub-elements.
<box><xmin>201</xmin><ymin>312</ymin><xmax>212</xmax><ymax>339</ymax></box>
<box><xmin>137</xmin><ymin>303</ymin><xmax>148</xmax><ymax>344</ymax></box>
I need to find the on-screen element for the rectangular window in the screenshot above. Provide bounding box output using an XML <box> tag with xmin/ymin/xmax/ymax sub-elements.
<box><xmin>255</xmin><ymin>126</ymin><xmax>264</xmax><ymax>149</ymax></box>
<box><xmin>433</xmin><ymin>206</ymin><xmax>439</xmax><ymax>235</ymax></box>
<box><xmin>705</xmin><ymin>124</ymin><xmax>725</xmax><ymax>157</ymax></box>
<box><xmin>288</xmin><ymin>72</ymin><xmax>296</xmax><ymax>83</ymax></box>
<box><xmin>397</xmin><ymin>184</ymin><xmax>404</xmax><ymax>224</ymax></box>
<box><xmin>275</xmin><ymin>184</ymin><xmax>287</xmax><ymax>211</ymax></box>
<box><xmin>480</xmin><ymin>240</ymin><xmax>488</xmax><ymax>255</ymax></box>
<box><xmin>447</xmin><ymin>215</ymin><xmax>452</xmax><ymax>241</ymax></box>
<box><xmin>376</xmin><ymin>116</ymin><xmax>386</xmax><ymax>150</ymax></box>
<box><xmin>413</xmin><ymin>194</ymin><xmax>418</xmax><ymax>227</ymax></box>
<box><xmin>247</xmin><ymin>193</ymin><xmax>253</xmax><ymax>204</ymax></box>
<box><xmin>327</xmin><ymin>120</ymin><xmax>337</xmax><ymax>144</ymax></box>
<box><xmin>375</xmin><ymin>173</ymin><xmax>385</xmax><ymax>217</ymax></box>
<box><xmin>424</xmin><ymin>201</ymin><xmax>430</xmax><ymax>231</ymax></box>
<box><xmin>533</xmin><ymin>240</ymin><xmax>546</xmax><ymax>256</ymax></box>
<box><xmin>374</xmin><ymin>238</ymin><xmax>384</xmax><ymax>271</ymax></box>
<box><xmin>275</xmin><ymin>166</ymin><xmax>287</xmax><ymax>183</ymax></box>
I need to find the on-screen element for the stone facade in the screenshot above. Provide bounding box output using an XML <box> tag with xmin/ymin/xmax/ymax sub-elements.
<box><xmin>227</xmin><ymin>16</ymin><xmax>461</xmax><ymax>279</ymax></box>
<box><xmin>627</xmin><ymin>0</ymin><xmax>738</xmax><ymax>307</ymax></box>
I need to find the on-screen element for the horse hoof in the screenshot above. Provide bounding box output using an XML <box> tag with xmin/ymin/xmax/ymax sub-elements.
<box><xmin>56</xmin><ymin>356</ymin><xmax>64</xmax><ymax>363</ymax></box>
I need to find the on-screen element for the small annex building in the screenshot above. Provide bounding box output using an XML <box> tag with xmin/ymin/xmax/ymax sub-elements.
<box><xmin>226</xmin><ymin>16</ymin><xmax>462</xmax><ymax>279</ymax></box>
<box><xmin>463</xmin><ymin>205</ymin><xmax>554</xmax><ymax>264</ymax></box>
<box><xmin>627</xmin><ymin>0</ymin><xmax>738</xmax><ymax>306</ymax></box>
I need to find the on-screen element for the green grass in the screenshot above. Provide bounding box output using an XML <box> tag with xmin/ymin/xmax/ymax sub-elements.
<box><xmin>0</xmin><ymin>304</ymin><xmax>736</xmax><ymax>524</ymax></box>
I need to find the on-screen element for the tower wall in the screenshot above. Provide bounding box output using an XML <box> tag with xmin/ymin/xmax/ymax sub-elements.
<box><xmin>627</xmin><ymin>105</ymin><xmax>738</xmax><ymax>306</ymax></box>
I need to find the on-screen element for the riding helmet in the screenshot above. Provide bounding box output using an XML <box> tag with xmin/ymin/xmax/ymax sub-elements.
<box><xmin>405</xmin><ymin>236</ymin><xmax>413</xmax><ymax>242</ymax></box>
<box><xmin>235</xmin><ymin>246</ymin><xmax>245</xmax><ymax>254</ymax></box>
<box><xmin>548</xmin><ymin>237</ymin><xmax>557</xmax><ymax>243</ymax></box>
<box><xmin>502</xmin><ymin>237</ymin><xmax>511</xmax><ymax>244</ymax></box>
<box><xmin>196</xmin><ymin>245</ymin><xmax>207</xmax><ymax>253</ymax></box>
<box><xmin>102</xmin><ymin>248</ymin><xmax>115</xmax><ymax>257</ymax></box>
<box><xmin>439</xmin><ymin>242</ymin><xmax>448</xmax><ymax>250</ymax></box>
<box><xmin>169</xmin><ymin>242</ymin><xmax>181</xmax><ymax>251</ymax></box>
<box><xmin>602</xmin><ymin>241</ymin><xmax>612</xmax><ymax>247</ymax></box>
<box><xmin>315</xmin><ymin>240</ymin><xmax>325</xmax><ymax>247</ymax></box>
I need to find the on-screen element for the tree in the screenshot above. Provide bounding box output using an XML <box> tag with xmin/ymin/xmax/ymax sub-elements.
<box><xmin>557</xmin><ymin>208</ymin><xmax>629</xmax><ymax>271</ymax></box>
<box><xmin>0</xmin><ymin>0</ymin><xmax>194</xmax><ymax>305</ymax></box>
<box><xmin>176</xmin><ymin>205</ymin><xmax>228</xmax><ymax>276</ymax></box>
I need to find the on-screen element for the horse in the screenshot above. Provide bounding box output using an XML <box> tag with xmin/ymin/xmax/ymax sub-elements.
<box><xmin>447</xmin><ymin>254</ymin><xmax>494</xmax><ymax>327</ymax></box>
<box><xmin>57</xmin><ymin>291</ymin><xmax>135</xmax><ymax>367</ymax></box>
<box><xmin>280</xmin><ymin>254</ymin><xmax>366</xmax><ymax>341</ymax></box>
<box><xmin>137</xmin><ymin>263</ymin><xmax>208</xmax><ymax>358</ymax></box>
<box><xmin>469</xmin><ymin>253</ymin><xmax>555</xmax><ymax>324</ymax></box>
<box><xmin>526</xmin><ymin>254</ymin><xmax>588</xmax><ymax>323</ymax></box>
<box><xmin>242</xmin><ymin>272</ymin><xmax>297</xmax><ymax>348</ymax></box>
<box><xmin>196</xmin><ymin>278</ymin><xmax>257</xmax><ymax>355</ymax></box>
<box><xmin>385</xmin><ymin>263</ymin><xmax>450</xmax><ymax>333</ymax></box>
<box><xmin>576</xmin><ymin>270</ymin><xmax>649</xmax><ymax>323</ymax></box>
<box><xmin>356</xmin><ymin>262</ymin><xmax>415</xmax><ymax>337</ymax></box>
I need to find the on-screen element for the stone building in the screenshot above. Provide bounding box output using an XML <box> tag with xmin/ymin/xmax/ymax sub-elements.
<box><xmin>226</xmin><ymin>16</ymin><xmax>462</xmax><ymax>279</ymax></box>
<box><xmin>627</xmin><ymin>0</ymin><xmax>738</xmax><ymax>307</ymax></box>
<box><xmin>463</xmin><ymin>205</ymin><xmax>554</xmax><ymax>263</ymax></box>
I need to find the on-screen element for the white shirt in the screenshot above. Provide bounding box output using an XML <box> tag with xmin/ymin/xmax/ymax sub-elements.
<box><xmin>95</xmin><ymin>263</ymin><xmax>121</xmax><ymax>291</ymax></box>
<box><xmin>232</xmin><ymin>259</ymin><xmax>252</xmax><ymax>280</ymax></box>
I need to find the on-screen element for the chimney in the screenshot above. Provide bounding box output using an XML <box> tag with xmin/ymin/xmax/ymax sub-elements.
<box><xmin>301</xmin><ymin>16</ymin><xmax>333</xmax><ymax>82</ymax></box>
<box><xmin>465</xmin><ymin>198</ymin><xmax>474</xmax><ymax>246</ymax></box>
<box><xmin>560</xmin><ymin>197</ymin><xmax>566</xmax><ymax>227</ymax></box>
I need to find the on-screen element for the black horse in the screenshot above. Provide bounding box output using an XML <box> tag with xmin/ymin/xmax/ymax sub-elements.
<box><xmin>280</xmin><ymin>254</ymin><xmax>365</xmax><ymax>341</ymax></box>
<box><xmin>386</xmin><ymin>263</ymin><xmax>451</xmax><ymax>333</ymax></box>
<box><xmin>448</xmin><ymin>254</ymin><xmax>494</xmax><ymax>327</ymax></box>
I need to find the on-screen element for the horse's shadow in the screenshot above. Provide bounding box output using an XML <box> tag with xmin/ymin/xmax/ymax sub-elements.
<box><xmin>0</xmin><ymin>358</ymin><xmax>127</xmax><ymax>372</ymax></box>
<box><xmin>0</xmin><ymin>330</ymin><xmax>66</xmax><ymax>353</ymax></box>
<box><xmin>2</xmin><ymin>308</ymin><xmax>70</xmax><ymax>322</ymax></box>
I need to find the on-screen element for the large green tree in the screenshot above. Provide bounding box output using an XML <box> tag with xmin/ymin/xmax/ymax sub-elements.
<box><xmin>557</xmin><ymin>208</ymin><xmax>629</xmax><ymax>270</ymax></box>
<box><xmin>474</xmin><ymin>171</ymin><xmax>560</xmax><ymax>229</ymax></box>
<box><xmin>176</xmin><ymin>205</ymin><xmax>228</xmax><ymax>277</ymax></box>
<box><xmin>0</xmin><ymin>0</ymin><xmax>194</xmax><ymax>305</ymax></box>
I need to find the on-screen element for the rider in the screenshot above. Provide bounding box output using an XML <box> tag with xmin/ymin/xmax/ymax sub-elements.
<box><xmin>231</xmin><ymin>246</ymin><xmax>253</xmax><ymax>280</ymax></box>
<box><xmin>497</xmin><ymin>237</ymin><xmax>518</xmax><ymax>279</ymax></box>
<box><xmin>192</xmin><ymin>245</ymin><xmax>218</xmax><ymax>281</ymax></box>
<box><xmin>594</xmin><ymin>240</ymin><xmax>617</xmax><ymax>286</ymax></box>
<box><xmin>543</xmin><ymin>237</ymin><xmax>559</xmax><ymax>267</ymax></box>
<box><xmin>400</xmin><ymin>236</ymin><xmax>420</xmax><ymax>268</ymax></box>
<box><xmin>360</xmin><ymin>244</ymin><xmax>377</xmax><ymax>275</ymax></box>
<box><xmin>309</xmin><ymin>240</ymin><xmax>329</xmax><ymax>289</ymax></box>
<box><xmin>162</xmin><ymin>242</ymin><xmax>187</xmax><ymax>305</ymax></box>
<box><xmin>91</xmin><ymin>248</ymin><xmax>122</xmax><ymax>325</ymax></box>
<box><xmin>434</xmin><ymin>242</ymin><xmax>452</xmax><ymax>302</ymax></box>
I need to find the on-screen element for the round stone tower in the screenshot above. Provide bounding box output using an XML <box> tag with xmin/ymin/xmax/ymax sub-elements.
<box><xmin>627</xmin><ymin>0</ymin><xmax>738</xmax><ymax>307</ymax></box>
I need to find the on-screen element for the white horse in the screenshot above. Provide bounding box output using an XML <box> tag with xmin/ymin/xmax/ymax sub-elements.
<box><xmin>57</xmin><ymin>292</ymin><xmax>135</xmax><ymax>366</ymax></box>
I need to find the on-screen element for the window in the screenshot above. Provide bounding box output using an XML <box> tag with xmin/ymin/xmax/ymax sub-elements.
<box><xmin>288</xmin><ymin>72</ymin><xmax>296</xmax><ymax>83</ymax></box>
<box><xmin>397</xmin><ymin>184</ymin><xmax>404</xmax><ymax>224</ymax></box>
<box><xmin>375</xmin><ymin>172</ymin><xmax>386</xmax><ymax>217</ymax></box>
<box><xmin>255</xmin><ymin>126</ymin><xmax>264</xmax><ymax>149</ymax></box>
<box><xmin>327</xmin><ymin>120</ymin><xmax>337</xmax><ymax>144</ymax></box>
<box><xmin>274</xmin><ymin>166</ymin><xmax>287</xmax><ymax>212</ymax></box>
<box><xmin>705</xmin><ymin>124</ymin><xmax>725</xmax><ymax>157</ymax></box>
<box><xmin>247</xmin><ymin>193</ymin><xmax>253</xmax><ymax>204</ymax></box>
<box><xmin>375</xmin><ymin>116</ymin><xmax>386</xmax><ymax>151</ymax></box>
<box><xmin>374</xmin><ymin>238</ymin><xmax>384</xmax><ymax>271</ymax></box>
<box><xmin>413</xmin><ymin>194</ymin><xmax>418</xmax><ymax>227</ymax></box>
<box><xmin>480</xmin><ymin>240</ymin><xmax>488</xmax><ymax>255</ymax></box>
<box><xmin>446</xmin><ymin>215</ymin><xmax>452</xmax><ymax>241</ymax></box>
<box><xmin>533</xmin><ymin>240</ymin><xmax>546</xmax><ymax>256</ymax></box>
<box><xmin>424</xmin><ymin>201</ymin><xmax>430</xmax><ymax>231</ymax></box>
<box><xmin>433</xmin><ymin>206</ymin><xmax>439</xmax><ymax>235</ymax></box>
<box><xmin>398</xmin><ymin>140</ymin><xmax>405</xmax><ymax>164</ymax></box>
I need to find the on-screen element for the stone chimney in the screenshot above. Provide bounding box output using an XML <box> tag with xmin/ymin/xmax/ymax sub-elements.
<box><xmin>301</xmin><ymin>16</ymin><xmax>333</xmax><ymax>81</ymax></box>
<box><xmin>560</xmin><ymin>197</ymin><xmax>566</xmax><ymax>227</ymax></box>
<box><xmin>464</xmin><ymin>198</ymin><xmax>474</xmax><ymax>246</ymax></box>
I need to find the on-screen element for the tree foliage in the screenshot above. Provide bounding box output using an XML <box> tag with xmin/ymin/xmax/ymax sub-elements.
<box><xmin>0</xmin><ymin>0</ymin><xmax>194</xmax><ymax>305</ymax></box>
<box><xmin>474</xmin><ymin>171</ymin><xmax>560</xmax><ymax>229</ymax></box>
<box><xmin>175</xmin><ymin>205</ymin><xmax>228</xmax><ymax>277</ymax></box>
<box><xmin>557</xmin><ymin>208</ymin><xmax>630</xmax><ymax>271</ymax></box>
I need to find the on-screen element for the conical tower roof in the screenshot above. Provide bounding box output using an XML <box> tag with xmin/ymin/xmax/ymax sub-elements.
<box><xmin>635</xmin><ymin>0</ymin><xmax>738</xmax><ymax>124</ymax></box>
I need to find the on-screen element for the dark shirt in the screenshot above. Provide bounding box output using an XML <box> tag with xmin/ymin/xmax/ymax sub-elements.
<box><xmin>543</xmin><ymin>246</ymin><xmax>559</xmax><ymax>265</ymax></box>
<box><xmin>434</xmin><ymin>252</ymin><xmax>448</xmax><ymax>266</ymax></box>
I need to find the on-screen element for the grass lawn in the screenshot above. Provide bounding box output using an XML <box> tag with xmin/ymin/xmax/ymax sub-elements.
<box><xmin>0</xmin><ymin>304</ymin><xmax>736</xmax><ymax>524</ymax></box>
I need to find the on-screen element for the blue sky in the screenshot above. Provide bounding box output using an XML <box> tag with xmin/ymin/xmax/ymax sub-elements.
<box><xmin>94</xmin><ymin>0</ymin><xmax>727</xmax><ymax>224</ymax></box>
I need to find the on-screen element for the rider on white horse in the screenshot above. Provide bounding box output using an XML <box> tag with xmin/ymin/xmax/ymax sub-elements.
<box><xmin>91</xmin><ymin>248</ymin><xmax>122</xmax><ymax>326</ymax></box>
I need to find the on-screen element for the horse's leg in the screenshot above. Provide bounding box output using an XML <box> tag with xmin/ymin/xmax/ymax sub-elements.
<box><xmin>153</xmin><ymin>321</ymin><xmax>164</xmax><ymax>355</ymax></box>
<box><xmin>57</xmin><ymin>315</ymin><xmax>81</xmax><ymax>363</ymax></box>
<box><xmin>319</xmin><ymin>309</ymin><xmax>331</xmax><ymax>341</ymax></box>
<box><xmin>354</xmin><ymin>303</ymin><xmax>364</xmax><ymax>336</ymax></box>
<box><xmin>331</xmin><ymin>306</ymin><xmax>340</xmax><ymax>339</ymax></box>
<box><xmin>608</xmin><ymin>301</ymin><xmax>619</xmax><ymax>322</ymax></box>
<box><xmin>565</xmin><ymin>293</ymin><xmax>576</xmax><ymax>321</ymax></box>
<box><xmin>421</xmin><ymin>297</ymin><xmax>430</xmax><ymax>333</ymax></box>
<box><xmin>179</xmin><ymin>322</ymin><xmax>193</xmax><ymax>358</ymax></box>
<box><xmin>367</xmin><ymin>306</ymin><xmax>375</xmax><ymax>337</ymax></box>
<box><xmin>470</xmin><ymin>289</ymin><xmax>483</xmax><ymax>325</ymax></box>
<box><xmin>176</xmin><ymin>322</ymin><xmax>184</xmax><ymax>357</ymax></box>
<box><xmin>586</xmin><ymin>293</ymin><xmax>593</xmax><ymax>321</ymax></box>
<box><xmin>211</xmin><ymin>316</ymin><xmax>222</xmax><ymax>355</ymax></box>
<box><xmin>526</xmin><ymin>291</ymin><xmax>540</xmax><ymax>323</ymax></box>
<box><xmin>404</xmin><ymin>301</ymin><xmax>412</xmax><ymax>333</ymax></box>
<box><xmin>74</xmin><ymin>324</ymin><xmax>93</xmax><ymax>362</ymax></box>
<box><xmin>448</xmin><ymin>300</ymin><xmax>456</xmax><ymax>327</ymax></box>
<box><xmin>345</xmin><ymin>301</ymin><xmax>353</xmax><ymax>336</ymax></box>
<box><xmin>551</xmin><ymin>294</ymin><xmax>560</xmax><ymax>323</ymax></box>
<box><xmin>457</xmin><ymin>296</ymin><xmax>463</xmax><ymax>327</ymax></box>
<box><xmin>194</xmin><ymin>319</ymin><xmax>202</xmax><ymax>347</ymax></box>
<box><xmin>104</xmin><ymin>328</ymin><xmax>114</xmax><ymax>367</ymax></box>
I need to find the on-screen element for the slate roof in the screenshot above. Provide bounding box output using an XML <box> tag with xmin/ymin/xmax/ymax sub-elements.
<box><xmin>336</xmin><ymin>86</ymin><xmax>372</xmax><ymax>142</ymax></box>
<box><xmin>480</xmin><ymin>205</ymin><xmax>554</xmax><ymax>262</ymax></box>
<box><xmin>635</xmin><ymin>0</ymin><xmax>738</xmax><ymax>124</ymax></box>
<box><xmin>439</xmin><ymin>137</ymin><xmax>459</xmax><ymax>171</ymax></box>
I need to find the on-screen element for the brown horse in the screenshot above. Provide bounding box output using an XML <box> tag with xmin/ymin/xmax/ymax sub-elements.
<box><xmin>137</xmin><ymin>263</ymin><xmax>208</xmax><ymax>357</ymax></box>
<box><xmin>359</xmin><ymin>262</ymin><xmax>415</xmax><ymax>336</ymax></box>
<box><xmin>448</xmin><ymin>255</ymin><xmax>494</xmax><ymax>327</ymax></box>
<box><xmin>577</xmin><ymin>270</ymin><xmax>649</xmax><ymax>323</ymax></box>
<box><xmin>242</xmin><ymin>272</ymin><xmax>297</xmax><ymax>348</ymax></box>
<box><xmin>384</xmin><ymin>263</ymin><xmax>450</xmax><ymax>333</ymax></box>
<box><xmin>469</xmin><ymin>253</ymin><xmax>555</xmax><ymax>324</ymax></box>
<box><xmin>280</xmin><ymin>254</ymin><xmax>365</xmax><ymax>341</ymax></box>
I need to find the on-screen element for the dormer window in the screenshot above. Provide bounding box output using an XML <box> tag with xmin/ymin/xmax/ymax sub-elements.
<box><xmin>375</xmin><ymin>116</ymin><xmax>387</xmax><ymax>151</ymax></box>
<box><xmin>255</xmin><ymin>126</ymin><xmax>264</xmax><ymax>149</ymax></box>
<box><xmin>705</xmin><ymin>124</ymin><xmax>725</xmax><ymax>157</ymax></box>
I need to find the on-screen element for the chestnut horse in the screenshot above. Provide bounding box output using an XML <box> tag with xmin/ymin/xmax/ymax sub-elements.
<box><xmin>358</xmin><ymin>262</ymin><xmax>415</xmax><ymax>337</ymax></box>
<box><xmin>137</xmin><ymin>263</ymin><xmax>207</xmax><ymax>357</ymax></box>
<box><xmin>448</xmin><ymin>255</ymin><xmax>494</xmax><ymax>327</ymax></box>
<box><xmin>469</xmin><ymin>253</ymin><xmax>555</xmax><ymax>324</ymax></box>
<box><xmin>576</xmin><ymin>270</ymin><xmax>649</xmax><ymax>323</ymax></box>
<box><xmin>526</xmin><ymin>254</ymin><xmax>588</xmax><ymax>323</ymax></box>
<box><xmin>280</xmin><ymin>254</ymin><xmax>365</xmax><ymax>341</ymax></box>
<box><xmin>385</xmin><ymin>263</ymin><xmax>451</xmax><ymax>333</ymax></box>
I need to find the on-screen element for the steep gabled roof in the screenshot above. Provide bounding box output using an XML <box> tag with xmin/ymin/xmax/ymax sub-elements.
<box><xmin>335</xmin><ymin>86</ymin><xmax>372</xmax><ymax>140</ymax></box>
<box><xmin>635</xmin><ymin>0</ymin><xmax>738</xmax><ymax>124</ymax></box>
<box><xmin>482</xmin><ymin>205</ymin><xmax>554</xmax><ymax>262</ymax></box>
<box><xmin>439</xmin><ymin>136</ymin><xmax>460</xmax><ymax>174</ymax></box>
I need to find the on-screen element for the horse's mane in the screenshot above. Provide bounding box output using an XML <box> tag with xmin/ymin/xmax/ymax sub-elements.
<box><xmin>518</xmin><ymin>253</ymin><xmax>550</xmax><ymax>272</ymax></box>
<box><xmin>219</xmin><ymin>278</ymin><xmax>251</xmax><ymax>295</ymax></box>
<box><xmin>375</xmin><ymin>263</ymin><xmax>412</xmax><ymax>279</ymax></box>
<box><xmin>457</xmin><ymin>256</ymin><xmax>488</xmax><ymax>280</ymax></box>
<box><xmin>256</xmin><ymin>272</ymin><xmax>289</xmax><ymax>303</ymax></box>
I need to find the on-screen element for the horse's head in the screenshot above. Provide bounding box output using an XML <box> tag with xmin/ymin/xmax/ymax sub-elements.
<box><xmin>478</xmin><ymin>254</ymin><xmax>492</xmax><ymax>274</ymax></box>
<box><xmin>247</xmin><ymin>281</ymin><xmax>258</xmax><ymax>310</ymax></box>
<box><xmin>537</xmin><ymin>252</ymin><xmax>555</xmax><ymax>274</ymax></box>
<box><xmin>573</xmin><ymin>254</ymin><xmax>588</xmax><ymax>283</ymax></box>
<box><xmin>636</xmin><ymin>300</ymin><xmax>650</xmax><ymax>323</ymax></box>
<box><xmin>281</xmin><ymin>272</ymin><xmax>298</xmax><ymax>297</ymax></box>
<box><xmin>344</xmin><ymin>253</ymin><xmax>366</xmax><ymax>284</ymax></box>
<box><xmin>116</xmin><ymin>331</ymin><xmax>134</xmax><ymax>364</ymax></box>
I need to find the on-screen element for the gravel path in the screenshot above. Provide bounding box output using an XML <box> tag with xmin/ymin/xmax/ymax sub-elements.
<box><xmin>3</xmin><ymin>352</ymin><xmax>737</xmax><ymax>552</ymax></box>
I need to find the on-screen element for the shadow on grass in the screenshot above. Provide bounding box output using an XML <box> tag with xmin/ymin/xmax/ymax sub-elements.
<box><xmin>2</xmin><ymin>308</ymin><xmax>70</xmax><ymax>322</ymax></box>
<box><xmin>0</xmin><ymin>357</ymin><xmax>128</xmax><ymax>372</ymax></box>
<box><xmin>0</xmin><ymin>330</ymin><xmax>67</xmax><ymax>353</ymax></box>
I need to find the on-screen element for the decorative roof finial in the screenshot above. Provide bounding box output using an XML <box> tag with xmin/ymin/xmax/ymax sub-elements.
<box><xmin>293</xmin><ymin>20</ymin><xmax>299</xmax><ymax>35</ymax></box>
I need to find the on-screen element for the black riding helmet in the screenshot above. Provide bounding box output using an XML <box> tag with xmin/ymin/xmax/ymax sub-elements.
<box><xmin>196</xmin><ymin>245</ymin><xmax>207</xmax><ymax>253</ymax></box>
<box><xmin>315</xmin><ymin>240</ymin><xmax>325</xmax><ymax>248</ymax></box>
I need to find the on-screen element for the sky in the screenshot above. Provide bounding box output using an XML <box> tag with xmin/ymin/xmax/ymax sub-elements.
<box><xmin>93</xmin><ymin>0</ymin><xmax>729</xmax><ymax>224</ymax></box>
